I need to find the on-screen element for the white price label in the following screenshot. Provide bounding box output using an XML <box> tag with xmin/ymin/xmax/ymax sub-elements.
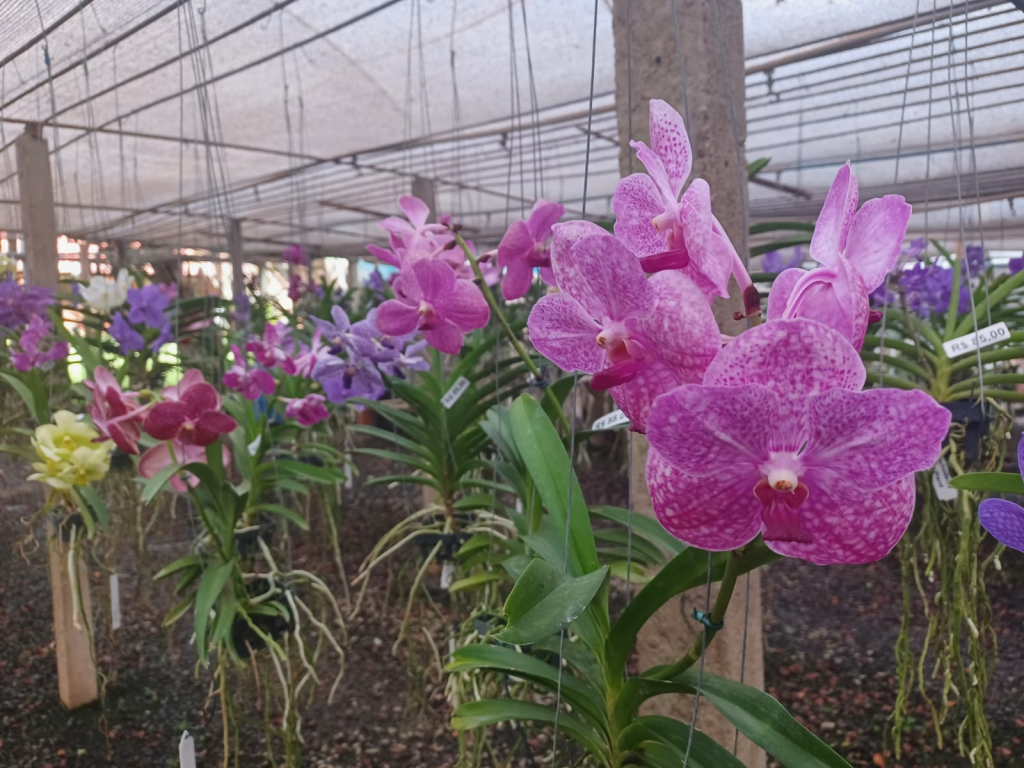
<box><xmin>179</xmin><ymin>731</ymin><xmax>197</xmax><ymax>768</ymax></box>
<box><xmin>440</xmin><ymin>562</ymin><xmax>454</xmax><ymax>589</ymax></box>
<box><xmin>110</xmin><ymin>573</ymin><xmax>122</xmax><ymax>630</ymax></box>
<box><xmin>591</xmin><ymin>409</ymin><xmax>631</xmax><ymax>431</ymax></box>
<box><xmin>932</xmin><ymin>457</ymin><xmax>958</xmax><ymax>501</ymax></box>
<box><xmin>441</xmin><ymin>376</ymin><xmax>470</xmax><ymax>409</ymax></box>
<box><xmin>941</xmin><ymin>321</ymin><xmax>1009</xmax><ymax>358</ymax></box>
<box><xmin>343</xmin><ymin>456</ymin><xmax>354</xmax><ymax>490</ymax></box>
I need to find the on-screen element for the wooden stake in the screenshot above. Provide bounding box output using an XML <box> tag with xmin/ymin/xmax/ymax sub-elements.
<box><xmin>15</xmin><ymin>123</ymin><xmax>60</xmax><ymax>292</ymax></box>
<box><xmin>47</xmin><ymin>519</ymin><xmax>98</xmax><ymax>710</ymax></box>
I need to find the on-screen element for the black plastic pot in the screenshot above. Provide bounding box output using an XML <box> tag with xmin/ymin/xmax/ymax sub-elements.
<box><xmin>233</xmin><ymin>516</ymin><xmax>277</xmax><ymax>558</ymax></box>
<box><xmin>940</xmin><ymin>399</ymin><xmax>988</xmax><ymax>460</ymax></box>
<box><xmin>230</xmin><ymin>581</ymin><xmax>296</xmax><ymax>659</ymax></box>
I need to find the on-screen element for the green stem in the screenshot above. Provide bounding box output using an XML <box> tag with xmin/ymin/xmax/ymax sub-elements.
<box><xmin>649</xmin><ymin>549</ymin><xmax>744</xmax><ymax>681</ymax></box>
<box><xmin>454</xmin><ymin>233</ymin><xmax>573</xmax><ymax>437</ymax></box>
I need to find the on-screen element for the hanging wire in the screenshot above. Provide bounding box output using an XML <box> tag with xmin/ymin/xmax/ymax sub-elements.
<box><xmin>682</xmin><ymin>551</ymin><xmax>714</xmax><ymax>768</ymax></box>
<box><xmin>550</xmin><ymin>0</ymin><xmax>599</xmax><ymax>761</ymax></box>
<box><xmin>623</xmin><ymin>0</ymin><xmax>636</xmax><ymax>642</ymax></box>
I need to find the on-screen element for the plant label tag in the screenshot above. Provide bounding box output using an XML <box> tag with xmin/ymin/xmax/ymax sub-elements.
<box><xmin>941</xmin><ymin>321</ymin><xmax>1009</xmax><ymax>358</ymax></box>
<box><xmin>179</xmin><ymin>731</ymin><xmax>197</xmax><ymax>768</ymax></box>
<box><xmin>441</xmin><ymin>376</ymin><xmax>470</xmax><ymax>409</ymax></box>
<box><xmin>441</xmin><ymin>562</ymin><xmax>454</xmax><ymax>589</ymax></box>
<box><xmin>592</xmin><ymin>409</ymin><xmax>630</xmax><ymax>431</ymax></box>
<box><xmin>110</xmin><ymin>573</ymin><xmax>122</xmax><ymax>630</ymax></box>
<box><xmin>932</xmin><ymin>457</ymin><xmax>958</xmax><ymax>501</ymax></box>
<box><xmin>343</xmin><ymin>457</ymin><xmax>354</xmax><ymax>490</ymax></box>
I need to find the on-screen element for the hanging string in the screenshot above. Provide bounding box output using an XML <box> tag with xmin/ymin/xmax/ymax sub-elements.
<box><xmin>623</xmin><ymin>0</ymin><xmax>636</xmax><ymax>633</ymax></box>
<box><xmin>550</xmin><ymin>1</ymin><xmax>599</xmax><ymax>761</ymax></box>
<box><xmin>682</xmin><ymin>551</ymin><xmax>714</xmax><ymax>768</ymax></box>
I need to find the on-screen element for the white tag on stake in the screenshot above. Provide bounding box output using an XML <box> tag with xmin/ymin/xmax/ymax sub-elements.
<box><xmin>343</xmin><ymin>456</ymin><xmax>354</xmax><ymax>490</ymax></box>
<box><xmin>110</xmin><ymin>573</ymin><xmax>122</xmax><ymax>630</ymax></box>
<box><xmin>441</xmin><ymin>376</ymin><xmax>470</xmax><ymax>409</ymax></box>
<box><xmin>941</xmin><ymin>321</ymin><xmax>1009</xmax><ymax>358</ymax></box>
<box><xmin>179</xmin><ymin>731</ymin><xmax>197</xmax><ymax>768</ymax></box>
<box><xmin>440</xmin><ymin>562</ymin><xmax>454</xmax><ymax>590</ymax></box>
<box><xmin>591</xmin><ymin>409</ymin><xmax>631</xmax><ymax>431</ymax></box>
<box><xmin>932</xmin><ymin>457</ymin><xmax>958</xmax><ymax>502</ymax></box>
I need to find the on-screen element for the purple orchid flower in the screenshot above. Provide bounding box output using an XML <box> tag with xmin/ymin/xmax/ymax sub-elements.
<box><xmin>110</xmin><ymin>312</ymin><xmax>145</xmax><ymax>354</ymax></box>
<box><xmin>965</xmin><ymin>245</ymin><xmax>985</xmax><ymax>274</ymax></box>
<box><xmin>0</xmin><ymin>278</ymin><xmax>55</xmax><ymax>333</ymax></box>
<box><xmin>380</xmin><ymin>195</ymin><xmax>449</xmax><ymax>256</ymax></box>
<box><xmin>1009</xmin><ymin>252</ymin><xmax>1024</xmax><ymax>276</ymax></box>
<box><xmin>127</xmin><ymin>284</ymin><xmax>171</xmax><ymax>328</ymax></box>
<box><xmin>612</xmin><ymin>99</ymin><xmax>759</xmax><ymax>318</ymax></box>
<box><xmin>763</xmin><ymin>246</ymin><xmax>804</xmax><ymax>274</ymax></box>
<box><xmin>284</xmin><ymin>393</ymin><xmax>330</xmax><ymax>426</ymax></box>
<box><xmin>350</xmin><ymin>307</ymin><xmax>414</xmax><ymax>364</ymax></box>
<box><xmin>10</xmin><ymin>315</ymin><xmax>69</xmax><ymax>371</ymax></box>
<box><xmin>282</xmin><ymin>328</ymin><xmax>333</xmax><ymax>379</ymax></box>
<box><xmin>527</xmin><ymin>222</ymin><xmax>720</xmax><ymax>433</ymax></box>
<box><xmin>497</xmin><ymin>199</ymin><xmax>565</xmax><ymax>300</ymax></box>
<box><xmin>311</xmin><ymin>305</ymin><xmax>353</xmax><ymax>352</ymax></box>
<box><xmin>904</xmin><ymin>237</ymin><xmax>927</xmax><ymax>261</ymax></box>
<box><xmin>246</xmin><ymin>322</ymin><xmax>292</xmax><ymax>369</ymax></box>
<box><xmin>767</xmin><ymin>162</ymin><xmax>912</xmax><ymax>350</ymax></box>
<box><xmin>376</xmin><ymin>259</ymin><xmax>489</xmax><ymax>355</ymax></box>
<box><xmin>313</xmin><ymin>352</ymin><xmax>386</xmax><ymax>405</ymax></box>
<box><xmin>365</xmin><ymin>269</ymin><xmax>387</xmax><ymax>299</ymax></box>
<box><xmin>381</xmin><ymin>338</ymin><xmax>430</xmax><ymax>378</ymax></box>
<box><xmin>978</xmin><ymin>438</ymin><xmax>1024</xmax><ymax>552</ymax></box>
<box><xmin>645</xmin><ymin>318</ymin><xmax>951</xmax><ymax>564</ymax></box>
<box><xmin>283</xmin><ymin>244</ymin><xmax>309</xmax><ymax>266</ymax></box>
<box><xmin>288</xmin><ymin>273</ymin><xmax>304</xmax><ymax>302</ymax></box>
<box><xmin>150</xmin><ymin>321</ymin><xmax>173</xmax><ymax>352</ymax></box>
<box><xmin>224</xmin><ymin>344</ymin><xmax>276</xmax><ymax>400</ymax></box>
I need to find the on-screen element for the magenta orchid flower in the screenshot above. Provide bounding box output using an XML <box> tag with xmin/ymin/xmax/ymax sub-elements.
<box><xmin>139</xmin><ymin>440</ymin><xmax>232</xmax><ymax>493</ymax></box>
<box><xmin>612</xmin><ymin>99</ymin><xmax>758</xmax><ymax>317</ymax></box>
<box><xmin>85</xmin><ymin>365</ymin><xmax>149</xmax><ymax>454</ymax></box>
<box><xmin>144</xmin><ymin>370</ymin><xmax>238</xmax><ymax>446</ymax></box>
<box><xmin>281</xmin><ymin>328</ymin><xmax>332</xmax><ymax>379</ymax></box>
<box><xmin>246</xmin><ymin>322</ymin><xmax>292</xmax><ymax>368</ymax></box>
<box><xmin>977</xmin><ymin>438</ymin><xmax>1024</xmax><ymax>552</ymax></box>
<box><xmin>10</xmin><ymin>315</ymin><xmax>69</xmax><ymax>371</ymax></box>
<box><xmin>283</xmin><ymin>244</ymin><xmax>309</xmax><ymax>266</ymax></box>
<box><xmin>527</xmin><ymin>222</ymin><xmax>720</xmax><ymax>433</ymax></box>
<box><xmin>497</xmin><ymin>200</ymin><xmax>565</xmax><ymax>300</ymax></box>
<box><xmin>767</xmin><ymin>162</ymin><xmax>911</xmax><ymax>350</ymax></box>
<box><xmin>311</xmin><ymin>305</ymin><xmax>353</xmax><ymax>351</ymax></box>
<box><xmin>645</xmin><ymin>319</ymin><xmax>951</xmax><ymax>564</ymax></box>
<box><xmin>376</xmin><ymin>259</ymin><xmax>489</xmax><ymax>355</ymax></box>
<box><xmin>284</xmin><ymin>393</ymin><xmax>330</xmax><ymax>426</ymax></box>
<box><xmin>224</xmin><ymin>345</ymin><xmax>276</xmax><ymax>400</ymax></box>
<box><xmin>380</xmin><ymin>195</ymin><xmax>449</xmax><ymax>255</ymax></box>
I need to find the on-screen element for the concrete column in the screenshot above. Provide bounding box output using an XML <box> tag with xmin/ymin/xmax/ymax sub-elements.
<box><xmin>613</xmin><ymin>2</ymin><xmax>765</xmax><ymax>765</ymax></box>
<box><xmin>15</xmin><ymin>123</ymin><xmax>60</xmax><ymax>292</ymax></box>
<box><xmin>411</xmin><ymin>176</ymin><xmax>437</xmax><ymax>219</ymax></box>
<box><xmin>227</xmin><ymin>218</ymin><xmax>246</xmax><ymax>314</ymax></box>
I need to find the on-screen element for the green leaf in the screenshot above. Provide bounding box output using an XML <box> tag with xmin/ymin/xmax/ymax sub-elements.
<box><xmin>0</xmin><ymin>372</ymin><xmax>46</xmax><ymax>424</ymax></box>
<box><xmin>194</xmin><ymin>560</ymin><xmax>235</xmax><ymax>664</ymax></box>
<box><xmin>73</xmin><ymin>485</ymin><xmax>109</xmax><ymax>531</ymax></box>
<box><xmin>949</xmin><ymin>471</ymin><xmax>1024</xmax><ymax>493</ymax></box>
<box><xmin>163</xmin><ymin>595</ymin><xmax>195</xmax><ymax>627</ymax></box>
<box><xmin>746</xmin><ymin>157</ymin><xmax>771</xmax><ymax>177</ymax></box>
<box><xmin>672</xmin><ymin>670</ymin><xmax>852</xmax><ymax>768</ymax></box>
<box><xmin>141</xmin><ymin>460</ymin><xmax>183</xmax><ymax>503</ymax></box>
<box><xmin>589</xmin><ymin>508</ymin><xmax>685</xmax><ymax>557</ymax></box>
<box><xmin>447</xmin><ymin>571</ymin><xmax>508</xmax><ymax>594</ymax></box>
<box><xmin>495</xmin><ymin>558</ymin><xmax>608</xmax><ymax>646</ymax></box>
<box><xmin>510</xmin><ymin>395</ymin><xmax>599</xmax><ymax>576</ymax></box>
<box><xmin>452</xmin><ymin>699</ymin><xmax>608</xmax><ymax>759</ymax></box>
<box><xmin>154</xmin><ymin>555</ymin><xmax>201</xmax><ymax>581</ymax></box>
<box><xmin>254</xmin><ymin>502</ymin><xmax>311</xmax><ymax>531</ymax></box>
<box><xmin>275</xmin><ymin>459</ymin><xmax>346</xmax><ymax>484</ymax></box>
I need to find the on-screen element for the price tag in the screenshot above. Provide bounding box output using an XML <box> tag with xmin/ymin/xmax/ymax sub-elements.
<box><xmin>932</xmin><ymin>457</ymin><xmax>958</xmax><ymax>502</ymax></box>
<box><xmin>591</xmin><ymin>409</ymin><xmax>630</xmax><ymax>431</ymax></box>
<box><xmin>441</xmin><ymin>376</ymin><xmax>470</xmax><ymax>409</ymax></box>
<box><xmin>110</xmin><ymin>573</ymin><xmax>122</xmax><ymax>631</ymax></box>
<box><xmin>440</xmin><ymin>562</ymin><xmax>454</xmax><ymax>589</ymax></box>
<box><xmin>179</xmin><ymin>731</ymin><xmax>197</xmax><ymax>768</ymax></box>
<box><xmin>941</xmin><ymin>321</ymin><xmax>1009</xmax><ymax>358</ymax></box>
<box><xmin>343</xmin><ymin>456</ymin><xmax>354</xmax><ymax>490</ymax></box>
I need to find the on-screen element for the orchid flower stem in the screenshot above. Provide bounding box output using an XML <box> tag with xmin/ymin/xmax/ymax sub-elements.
<box><xmin>649</xmin><ymin>548</ymin><xmax>745</xmax><ymax>682</ymax></box>
<box><xmin>453</xmin><ymin>233</ymin><xmax>573</xmax><ymax>438</ymax></box>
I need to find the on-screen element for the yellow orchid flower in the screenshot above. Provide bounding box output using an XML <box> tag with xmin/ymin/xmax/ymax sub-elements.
<box><xmin>28</xmin><ymin>411</ymin><xmax>112</xmax><ymax>489</ymax></box>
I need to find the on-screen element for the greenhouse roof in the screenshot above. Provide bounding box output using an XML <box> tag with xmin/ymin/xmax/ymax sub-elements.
<box><xmin>0</xmin><ymin>0</ymin><xmax>1021</xmax><ymax>260</ymax></box>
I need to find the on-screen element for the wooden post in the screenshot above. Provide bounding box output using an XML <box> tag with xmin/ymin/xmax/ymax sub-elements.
<box><xmin>614</xmin><ymin>2</ymin><xmax>766</xmax><ymax>765</ymax></box>
<box><xmin>47</xmin><ymin>519</ymin><xmax>98</xmax><ymax>709</ymax></box>
<box><xmin>15</xmin><ymin>123</ymin><xmax>60</xmax><ymax>292</ymax></box>
<box><xmin>227</xmin><ymin>218</ymin><xmax>247</xmax><ymax>319</ymax></box>
<box><xmin>411</xmin><ymin>176</ymin><xmax>437</xmax><ymax>218</ymax></box>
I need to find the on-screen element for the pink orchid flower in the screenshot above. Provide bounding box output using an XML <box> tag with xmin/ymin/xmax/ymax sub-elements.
<box><xmin>246</xmin><ymin>322</ymin><xmax>292</xmax><ymax>368</ymax></box>
<box><xmin>527</xmin><ymin>222</ymin><xmax>720</xmax><ymax>433</ymax></box>
<box><xmin>139</xmin><ymin>440</ymin><xmax>232</xmax><ymax>492</ymax></box>
<box><xmin>380</xmin><ymin>195</ymin><xmax>450</xmax><ymax>255</ymax></box>
<box><xmin>767</xmin><ymin>162</ymin><xmax>911</xmax><ymax>351</ymax></box>
<box><xmin>224</xmin><ymin>345</ymin><xmax>276</xmax><ymax>400</ymax></box>
<box><xmin>284</xmin><ymin>393</ymin><xmax>330</xmax><ymax>426</ymax></box>
<box><xmin>144</xmin><ymin>370</ymin><xmax>238</xmax><ymax>446</ymax></box>
<box><xmin>281</xmin><ymin>327</ymin><xmax>333</xmax><ymax>378</ymax></box>
<box><xmin>646</xmin><ymin>319</ymin><xmax>951</xmax><ymax>564</ymax></box>
<box><xmin>376</xmin><ymin>259</ymin><xmax>489</xmax><ymax>355</ymax></box>
<box><xmin>497</xmin><ymin>199</ymin><xmax>565</xmax><ymax>300</ymax></box>
<box><xmin>612</xmin><ymin>99</ymin><xmax>758</xmax><ymax>317</ymax></box>
<box><xmin>85</xmin><ymin>365</ymin><xmax>149</xmax><ymax>454</ymax></box>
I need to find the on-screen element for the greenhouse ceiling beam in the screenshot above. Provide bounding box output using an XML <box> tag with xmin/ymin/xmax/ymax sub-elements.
<box><xmin>0</xmin><ymin>0</ymin><xmax>95</xmax><ymax>70</ymax></box>
<box><xmin>0</xmin><ymin>0</ymin><xmax>187</xmax><ymax>113</ymax></box>
<box><xmin>745</xmin><ymin>0</ymin><xmax>1004</xmax><ymax>74</ymax></box>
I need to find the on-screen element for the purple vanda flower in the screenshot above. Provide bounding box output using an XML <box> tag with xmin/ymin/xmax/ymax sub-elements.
<box><xmin>224</xmin><ymin>345</ymin><xmax>276</xmax><ymax>400</ymax></box>
<box><xmin>313</xmin><ymin>353</ymin><xmax>385</xmax><ymax>405</ymax></box>
<box><xmin>645</xmin><ymin>319</ymin><xmax>951</xmax><ymax>565</ymax></box>
<box><xmin>1008</xmin><ymin>252</ymin><xmax>1024</xmax><ymax>276</ymax></box>
<box><xmin>527</xmin><ymin>222</ymin><xmax>720</xmax><ymax>434</ymax></box>
<box><xmin>497</xmin><ymin>199</ymin><xmax>565</xmax><ymax>300</ymax></box>
<box><xmin>612</xmin><ymin>99</ymin><xmax>758</xmax><ymax>318</ymax></box>
<box><xmin>312</xmin><ymin>305</ymin><xmax>354</xmax><ymax>353</ymax></box>
<box><xmin>284</xmin><ymin>393</ymin><xmax>330</xmax><ymax>426</ymax></box>
<box><xmin>246</xmin><ymin>322</ymin><xmax>292</xmax><ymax>369</ymax></box>
<box><xmin>381</xmin><ymin>338</ymin><xmax>430</xmax><ymax>378</ymax></box>
<box><xmin>110</xmin><ymin>312</ymin><xmax>145</xmax><ymax>354</ymax></box>
<box><xmin>767</xmin><ymin>162</ymin><xmax>911</xmax><ymax>351</ymax></box>
<box><xmin>11</xmin><ymin>315</ymin><xmax>68</xmax><ymax>371</ymax></box>
<box><xmin>376</xmin><ymin>259</ymin><xmax>489</xmax><ymax>355</ymax></box>
<box><xmin>763</xmin><ymin>246</ymin><xmax>804</xmax><ymax>274</ymax></box>
<box><xmin>127</xmin><ymin>284</ymin><xmax>171</xmax><ymax>328</ymax></box>
<box><xmin>977</xmin><ymin>438</ymin><xmax>1024</xmax><ymax>553</ymax></box>
<box><xmin>350</xmin><ymin>307</ymin><xmax>414</xmax><ymax>364</ymax></box>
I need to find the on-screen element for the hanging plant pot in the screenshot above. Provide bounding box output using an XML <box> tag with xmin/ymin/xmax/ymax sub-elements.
<box><xmin>233</xmin><ymin>516</ymin><xmax>278</xmax><ymax>558</ymax></box>
<box><xmin>940</xmin><ymin>399</ymin><xmax>989</xmax><ymax>461</ymax></box>
<box><xmin>230</xmin><ymin>581</ymin><xmax>296</xmax><ymax>659</ymax></box>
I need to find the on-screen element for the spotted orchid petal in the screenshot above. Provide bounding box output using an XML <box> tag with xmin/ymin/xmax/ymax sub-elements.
<box><xmin>810</xmin><ymin>161</ymin><xmax>859</xmax><ymax>268</ymax></box>
<box><xmin>843</xmin><ymin>195</ymin><xmax>913</xmax><ymax>291</ymax></box>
